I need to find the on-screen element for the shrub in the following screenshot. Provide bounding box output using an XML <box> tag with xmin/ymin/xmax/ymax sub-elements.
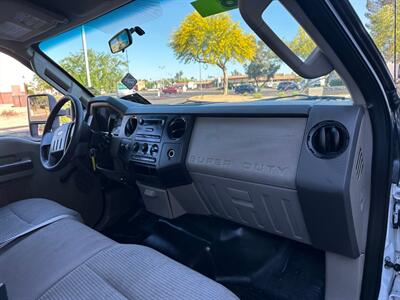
<box><xmin>252</xmin><ymin>92</ymin><xmax>263</xmax><ymax>99</ymax></box>
<box><xmin>0</xmin><ymin>109</ymin><xmax>20</xmax><ymax>118</ymax></box>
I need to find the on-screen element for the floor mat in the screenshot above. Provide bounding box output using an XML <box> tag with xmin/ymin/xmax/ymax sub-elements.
<box><xmin>103</xmin><ymin>212</ymin><xmax>325</xmax><ymax>300</ymax></box>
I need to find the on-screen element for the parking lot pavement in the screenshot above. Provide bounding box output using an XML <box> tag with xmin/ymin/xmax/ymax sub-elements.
<box><xmin>142</xmin><ymin>88</ymin><xmax>280</xmax><ymax>104</ymax></box>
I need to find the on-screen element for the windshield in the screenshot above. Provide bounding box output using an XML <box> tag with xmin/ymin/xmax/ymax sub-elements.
<box><xmin>39</xmin><ymin>0</ymin><xmax>351</xmax><ymax>105</ymax></box>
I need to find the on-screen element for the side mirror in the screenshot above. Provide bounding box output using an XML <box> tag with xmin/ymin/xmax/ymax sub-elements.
<box><xmin>109</xmin><ymin>29</ymin><xmax>132</xmax><ymax>54</ymax></box>
<box><xmin>27</xmin><ymin>94</ymin><xmax>57</xmax><ymax>138</ymax></box>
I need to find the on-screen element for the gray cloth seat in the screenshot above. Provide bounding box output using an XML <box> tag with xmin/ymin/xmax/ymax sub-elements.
<box><xmin>0</xmin><ymin>198</ymin><xmax>80</xmax><ymax>246</ymax></box>
<box><xmin>0</xmin><ymin>199</ymin><xmax>238</xmax><ymax>300</ymax></box>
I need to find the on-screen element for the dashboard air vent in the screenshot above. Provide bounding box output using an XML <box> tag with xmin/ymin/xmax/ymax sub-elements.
<box><xmin>308</xmin><ymin>121</ymin><xmax>349</xmax><ymax>159</ymax></box>
<box><xmin>125</xmin><ymin>117</ymin><xmax>137</xmax><ymax>136</ymax></box>
<box><xmin>167</xmin><ymin>117</ymin><xmax>187</xmax><ymax>140</ymax></box>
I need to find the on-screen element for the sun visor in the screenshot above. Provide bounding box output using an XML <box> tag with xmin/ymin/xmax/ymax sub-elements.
<box><xmin>239</xmin><ymin>0</ymin><xmax>333</xmax><ymax>78</ymax></box>
<box><xmin>0</xmin><ymin>0</ymin><xmax>67</xmax><ymax>42</ymax></box>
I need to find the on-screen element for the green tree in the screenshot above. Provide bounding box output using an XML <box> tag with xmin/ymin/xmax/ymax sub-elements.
<box><xmin>28</xmin><ymin>75</ymin><xmax>53</xmax><ymax>94</ymax></box>
<box><xmin>170</xmin><ymin>12</ymin><xmax>256</xmax><ymax>95</ymax></box>
<box><xmin>144</xmin><ymin>80</ymin><xmax>157</xmax><ymax>89</ymax></box>
<box><xmin>231</xmin><ymin>69</ymin><xmax>242</xmax><ymax>76</ymax></box>
<box><xmin>366</xmin><ymin>3</ymin><xmax>399</xmax><ymax>62</ymax></box>
<box><xmin>60</xmin><ymin>49</ymin><xmax>127</xmax><ymax>94</ymax></box>
<box><xmin>366</xmin><ymin>0</ymin><xmax>391</xmax><ymax>18</ymax></box>
<box><xmin>245</xmin><ymin>41</ymin><xmax>281</xmax><ymax>87</ymax></box>
<box><xmin>289</xmin><ymin>27</ymin><xmax>316</xmax><ymax>60</ymax></box>
<box><xmin>174</xmin><ymin>71</ymin><xmax>184</xmax><ymax>82</ymax></box>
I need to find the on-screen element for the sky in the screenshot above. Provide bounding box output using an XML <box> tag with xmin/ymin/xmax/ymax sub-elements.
<box><xmin>1</xmin><ymin>0</ymin><xmax>368</xmax><ymax>90</ymax></box>
<box><xmin>0</xmin><ymin>53</ymin><xmax>34</xmax><ymax>93</ymax></box>
<box><xmin>39</xmin><ymin>0</ymin><xmax>368</xmax><ymax>82</ymax></box>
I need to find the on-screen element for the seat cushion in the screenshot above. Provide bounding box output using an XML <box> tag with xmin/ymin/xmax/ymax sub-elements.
<box><xmin>0</xmin><ymin>203</ymin><xmax>238</xmax><ymax>299</ymax></box>
<box><xmin>39</xmin><ymin>244</ymin><xmax>238</xmax><ymax>300</ymax></box>
<box><xmin>0</xmin><ymin>219</ymin><xmax>115</xmax><ymax>299</ymax></box>
<box><xmin>0</xmin><ymin>198</ymin><xmax>81</xmax><ymax>245</ymax></box>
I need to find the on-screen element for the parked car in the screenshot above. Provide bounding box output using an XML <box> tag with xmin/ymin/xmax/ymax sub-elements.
<box><xmin>234</xmin><ymin>84</ymin><xmax>257</xmax><ymax>94</ymax></box>
<box><xmin>162</xmin><ymin>86</ymin><xmax>178</xmax><ymax>94</ymax></box>
<box><xmin>277</xmin><ymin>81</ymin><xmax>299</xmax><ymax>91</ymax></box>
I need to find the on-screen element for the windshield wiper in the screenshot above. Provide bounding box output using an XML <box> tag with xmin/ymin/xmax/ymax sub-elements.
<box><xmin>120</xmin><ymin>93</ymin><xmax>151</xmax><ymax>105</ymax></box>
<box><xmin>296</xmin><ymin>95</ymin><xmax>349</xmax><ymax>100</ymax></box>
<box><xmin>181</xmin><ymin>100</ymin><xmax>222</xmax><ymax>105</ymax></box>
<box><xmin>180</xmin><ymin>94</ymin><xmax>349</xmax><ymax>105</ymax></box>
<box><xmin>253</xmin><ymin>94</ymin><xmax>349</xmax><ymax>102</ymax></box>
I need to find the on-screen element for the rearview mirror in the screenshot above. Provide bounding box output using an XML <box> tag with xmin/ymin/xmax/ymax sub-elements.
<box><xmin>27</xmin><ymin>94</ymin><xmax>57</xmax><ymax>138</ymax></box>
<box><xmin>109</xmin><ymin>27</ymin><xmax>145</xmax><ymax>54</ymax></box>
<box><xmin>109</xmin><ymin>29</ymin><xmax>132</xmax><ymax>54</ymax></box>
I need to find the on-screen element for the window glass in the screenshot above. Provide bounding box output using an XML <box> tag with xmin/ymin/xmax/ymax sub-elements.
<box><xmin>350</xmin><ymin>0</ymin><xmax>400</xmax><ymax>85</ymax></box>
<box><xmin>39</xmin><ymin>0</ymin><xmax>351</xmax><ymax>105</ymax></box>
<box><xmin>0</xmin><ymin>53</ymin><xmax>59</xmax><ymax>138</ymax></box>
<box><xmin>262</xmin><ymin>1</ymin><xmax>316</xmax><ymax>61</ymax></box>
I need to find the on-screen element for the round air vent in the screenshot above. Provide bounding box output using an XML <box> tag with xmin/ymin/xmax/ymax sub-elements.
<box><xmin>167</xmin><ymin>117</ymin><xmax>187</xmax><ymax>140</ymax></box>
<box><xmin>308</xmin><ymin>121</ymin><xmax>349</xmax><ymax>159</ymax></box>
<box><xmin>124</xmin><ymin>117</ymin><xmax>137</xmax><ymax>136</ymax></box>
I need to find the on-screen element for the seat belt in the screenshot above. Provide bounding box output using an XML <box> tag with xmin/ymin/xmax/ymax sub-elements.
<box><xmin>0</xmin><ymin>214</ymin><xmax>74</xmax><ymax>249</ymax></box>
<box><xmin>0</xmin><ymin>283</ymin><xmax>8</xmax><ymax>300</ymax></box>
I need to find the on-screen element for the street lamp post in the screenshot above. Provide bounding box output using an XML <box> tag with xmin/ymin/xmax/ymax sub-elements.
<box><xmin>126</xmin><ymin>51</ymin><xmax>130</xmax><ymax>74</ymax></box>
<box><xmin>81</xmin><ymin>25</ymin><xmax>92</xmax><ymax>88</ymax></box>
<box><xmin>158</xmin><ymin>66</ymin><xmax>165</xmax><ymax>97</ymax></box>
<box><xmin>199</xmin><ymin>62</ymin><xmax>203</xmax><ymax>97</ymax></box>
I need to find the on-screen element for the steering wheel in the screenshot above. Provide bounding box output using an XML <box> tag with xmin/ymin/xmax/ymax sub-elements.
<box><xmin>40</xmin><ymin>95</ymin><xmax>83</xmax><ymax>171</ymax></box>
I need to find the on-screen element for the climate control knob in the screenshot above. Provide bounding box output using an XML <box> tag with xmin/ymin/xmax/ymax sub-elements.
<box><xmin>120</xmin><ymin>143</ymin><xmax>130</xmax><ymax>151</ymax></box>
<box><xmin>141</xmin><ymin>143</ymin><xmax>149</xmax><ymax>154</ymax></box>
<box><xmin>132</xmin><ymin>142</ymin><xmax>140</xmax><ymax>153</ymax></box>
<box><xmin>150</xmin><ymin>144</ymin><xmax>159</xmax><ymax>156</ymax></box>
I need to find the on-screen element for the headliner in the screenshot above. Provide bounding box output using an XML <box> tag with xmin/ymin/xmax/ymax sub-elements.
<box><xmin>0</xmin><ymin>0</ymin><xmax>132</xmax><ymax>62</ymax></box>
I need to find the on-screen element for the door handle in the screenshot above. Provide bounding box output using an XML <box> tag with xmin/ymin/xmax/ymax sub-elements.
<box><xmin>0</xmin><ymin>159</ymin><xmax>33</xmax><ymax>176</ymax></box>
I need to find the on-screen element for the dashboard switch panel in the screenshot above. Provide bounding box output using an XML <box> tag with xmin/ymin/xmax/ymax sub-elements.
<box><xmin>121</xmin><ymin>114</ymin><xmax>193</xmax><ymax>187</ymax></box>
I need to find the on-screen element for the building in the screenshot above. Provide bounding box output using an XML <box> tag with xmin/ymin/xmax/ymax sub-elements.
<box><xmin>0</xmin><ymin>85</ymin><xmax>27</xmax><ymax>107</ymax></box>
<box><xmin>134</xmin><ymin>80</ymin><xmax>146</xmax><ymax>91</ymax></box>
